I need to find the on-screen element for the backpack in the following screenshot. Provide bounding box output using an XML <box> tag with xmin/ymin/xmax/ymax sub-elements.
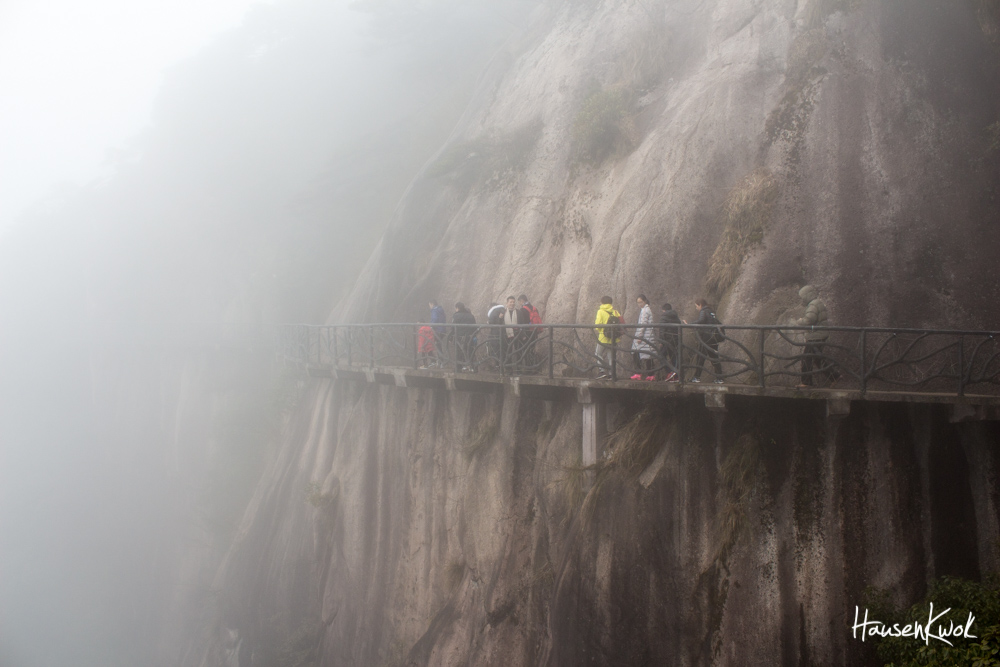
<box><xmin>525</xmin><ymin>304</ymin><xmax>542</xmax><ymax>326</ymax></box>
<box><xmin>604</xmin><ymin>312</ymin><xmax>622</xmax><ymax>343</ymax></box>
<box><xmin>704</xmin><ymin>310</ymin><xmax>725</xmax><ymax>345</ymax></box>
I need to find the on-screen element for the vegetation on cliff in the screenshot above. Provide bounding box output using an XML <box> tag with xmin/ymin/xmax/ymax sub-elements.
<box><xmin>866</xmin><ymin>575</ymin><xmax>1000</xmax><ymax>667</ymax></box>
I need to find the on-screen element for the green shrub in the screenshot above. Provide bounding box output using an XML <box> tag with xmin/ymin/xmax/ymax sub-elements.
<box><xmin>866</xmin><ymin>575</ymin><xmax>1000</xmax><ymax>667</ymax></box>
<box><xmin>571</xmin><ymin>85</ymin><xmax>637</xmax><ymax>164</ymax></box>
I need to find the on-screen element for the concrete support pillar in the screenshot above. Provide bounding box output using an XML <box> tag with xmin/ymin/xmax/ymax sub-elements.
<box><xmin>580</xmin><ymin>384</ymin><xmax>606</xmax><ymax>489</ymax></box>
<box><xmin>582</xmin><ymin>403</ymin><xmax>606</xmax><ymax>468</ymax></box>
<box><xmin>705</xmin><ymin>392</ymin><xmax>726</xmax><ymax>412</ymax></box>
<box><xmin>826</xmin><ymin>398</ymin><xmax>851</xmax><ymax>419</ymax></box>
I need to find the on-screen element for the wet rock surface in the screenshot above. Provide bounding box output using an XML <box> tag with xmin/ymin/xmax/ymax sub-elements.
<box><xmin>202</xmin><ymin>1</ymin><xmax>1000</xmax><ymax>664</ymax></box>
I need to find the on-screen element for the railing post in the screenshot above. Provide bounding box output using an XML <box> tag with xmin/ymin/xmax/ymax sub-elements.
<box><xmin>548</xmin><ymin>326</ymin><xmax>554</xmax><ymax>379</ymax></box>
<box><xmin>758</xmin><ymin>328</ymin><xmax>766</xmax><ymax>388</ymax></box>
<box><xmin>611</xmin><ymin>328</ymin><xmax>617</xmax><ymax>381</ymax></box>
<box><xmin>346</xmin><ymin>329</ymin><xmax>353</xmax><ymax>367</ymax></box>
<box><xmin>957</xmin><ymin>334</ymin><xmax>965</xmax><ymax>396</ymax></box>
<box><xmin>332</xmin><ymin>327</ymin><xmax>338</xmax><ymax>366</ymax></box>
<box><xmin>678</xmin><ymin>325</ymin><xmax>686</xmax><ymax>385</ymax></box>
<box><xmin>453</xmin><ymin>324</ymin><xmax>459</xmax><ymax>372</ymax></box>
<box><xmin>368</xmin><ymin>326</ymin><xmax>375</xmax><ymax>368</ymax></box>
<box><xmin>859</xmin><ymin>329</ymin><xmax>867</xmax><ymax>395</ymax></box>
<box><xmin>500</xmin><ymin>328</ymin><xmax>506</xmax><ymax>377</ymax></box>
<box><xmin>413</xmin><ymin>325</ymin><xmax>419</xmax><ymax>369</ymax></box>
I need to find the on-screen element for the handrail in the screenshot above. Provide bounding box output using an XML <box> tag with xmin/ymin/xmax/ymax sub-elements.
<box><xmin>276</xmin><ymin>323</ymin><xmax>1000</xmax><ymax>396</ymax></box>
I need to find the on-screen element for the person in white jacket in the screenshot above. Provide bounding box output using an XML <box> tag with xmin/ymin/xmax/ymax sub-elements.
<box><xmin>630</xmin><ymin>294</ymin><xmax>656</xmax><ymax>380</ymax></box>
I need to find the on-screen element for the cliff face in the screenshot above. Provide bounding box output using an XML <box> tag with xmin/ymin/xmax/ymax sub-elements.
<box><xmin>344</xmin><ymin>0</ymin><xmax>999</xmax><ymax>329</ymax></box>
<box><xmin>211</xmin><ymin>384</ymin><xmax>999</xmax><ymax>666</ymax></box>
<box><xmin>201</xmin><ymin>0</ymin><xmax>1000</xmax><ymax>665</ymax></box>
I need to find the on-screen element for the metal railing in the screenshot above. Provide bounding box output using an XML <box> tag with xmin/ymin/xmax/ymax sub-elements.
<box><xmin>277</xmin><ymin>323</ymin><xmax>1000</xmax><ymax>397</ymax></box>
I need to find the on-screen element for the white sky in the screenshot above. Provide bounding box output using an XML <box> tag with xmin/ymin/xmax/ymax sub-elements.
<box><xmin>0</xmin><ymin>0</ymin><xmax>274</xmax><ymax>233</ymax></box>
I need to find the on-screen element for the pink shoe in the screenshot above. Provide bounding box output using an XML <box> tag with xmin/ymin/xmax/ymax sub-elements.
<box><xmin>630</xmin><ymin>374</ymin><xmax>642</xmax><ymax>380</ymax></box>
<box><xmin>644</xmin><ymin>376</ymin><xmax>656</xmax><ymax>381</ymax></box>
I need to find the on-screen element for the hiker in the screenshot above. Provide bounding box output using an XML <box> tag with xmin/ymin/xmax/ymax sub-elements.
<box><xmin>594</xmin><ymin>296</ymin><xmax>622</xmax><ymax>379</ymax></box>
<box><xmin>795</xmin><ymin>284</ymin><xmax>839</xmax><ymax>387</ymax></box>
<box><xmin>486</xmin><ymin>302</ymin><xmax>505</xmax><ymax>370</ymax></box>
<box><xmin>417</xmin><ymin>319</ymin><xmax>436</xmax><ymax>368</ymax></box>
<box><xmin>657</xmin><ymin>302</ymin><xmax>682</xmax><ymax>381</ymax></box>
<box><xmin>502</xmin><ymin>295</ymin><xmax>530</xmax><ymax>372</ymax></box>
<box><xmin>631</xmin><ymin>294</ymin><xmax>656</xmax><ymax>380</ymax></box>
<box><xmin>451</xmin><ymin>302</ymin><xmax>477</xmax><ymax>371</ymax></box>
<box><xmin>429</xmin><ymin>300</ymin><xmax>446</xmax><ymax>360</ymax></box>
<box><xmin>518</xmin><ymin>294</ymin><xmax>542</xmax><ymax>372</ymax></box>
<box><xmin>684</xmin><ymin>298</ymin><xmax>724</xmax><ymax>383</ymax></box>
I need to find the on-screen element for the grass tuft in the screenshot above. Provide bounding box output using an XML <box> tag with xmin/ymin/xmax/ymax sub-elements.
<box><xmin>705</xmin><ymin>169</ymin><xmax>780</xmax><ymax>298</ymax></box>
<box><xmin>603</xmin><ymin>404</ymin><xmax>671</xmax><ymax>476</ymax></box>
<box><xmin>462</xmin><ymin>409</ymin><xmax>500</xmax><ymax>458</ymax></box>
<box><xmin>712</xmin><ymin>433</ymin><xmax>762</xmax><ymax>566</ymax></box>
<box><xmin>976</xmin><ymin>0</ymin><xmax>1000</xmax><ymax>41</ymax></box>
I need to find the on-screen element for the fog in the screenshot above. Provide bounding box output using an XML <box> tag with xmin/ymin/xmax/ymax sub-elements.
<box><xmin>0</xmin><ymin>1</ymin><xmax>538</xmax><ymax>664</ymax></box>
<box><xmin>0</xmin><ymin>0</ymin><xmax>270</xmax><ymax>232</ymax></box>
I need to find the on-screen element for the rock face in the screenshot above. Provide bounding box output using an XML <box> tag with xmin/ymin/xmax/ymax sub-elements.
<box><xmin>343</xmin><ymin>0</ymin><xmax>999</xmax><ymax>330</ymax></box>
<box><xmin>202</xmin><ymin>0</ymin><xmax>1000</xmax><ymax>665</ymax></box>
<box><xmin>212</xmin><ymin>385</ymin><xmax>999</xmax><ymax>666</ymax></box>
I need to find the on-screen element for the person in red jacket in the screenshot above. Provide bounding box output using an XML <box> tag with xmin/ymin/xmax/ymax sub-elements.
<box><xmin>517</xmin><ymin>294</ymin><xmax>542</xmax><ymax>372</ymax></box>
<box><xmin>417</xmin><ymin>321</ymin><xmax>436</xmax><ymax>368</ymax></box>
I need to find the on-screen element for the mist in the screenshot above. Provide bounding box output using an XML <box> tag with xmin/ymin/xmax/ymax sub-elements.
<box><xmin>0</xmin><ymin>1</ymin><xmax>539</xmax><ymax>664</ymax></box>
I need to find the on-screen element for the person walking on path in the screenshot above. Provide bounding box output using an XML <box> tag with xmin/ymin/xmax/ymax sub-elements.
<box><xmin>417</xmin><ymin>320</ymin><xmax>437</xmax><ymax>368</ymax></box>
<box><xmin>630</xmin><ymin>294</ymin><xmax>656</xmax><ymax>380</ymax></box>
<box><xmin>795</xmin><ymin>284</ymin><xmax>839</xmax><ymax>387</ymax></box>
<box><xmin>451</xmin><ymin>302</ymin><xmax>477</xmax><ymax>372</ymax></box>
<box><xmin>428</xmin><ymin>300</ymin><xmax>447</xmax><ymax>367</ymax></box>
<box><xmin>518</xmin><ymin>295</ymin><xmax>542</xmax><ymax>372</ymax></box>
<box><xmin>685</xmin><ymin>298</ymin><xmax>724</xmax><ymax>383</ymax></box>
<box><xmin>502</xmin><ymin>296</ymin><xmax>530</xmax><ymax>372</ymax></box>
<box><xmin>657</xmin><ymin>302</ymin><xmax>682</xmax><ymax>381</ymax></box>
<box><xmin>594</xmin><ymin>296</ymin><xmax>622</xmax><ymax>379</ymax></box>
<box><xmin>486</xmin><ymin>302</ymin><xmax>505</xmax><ymax>370</ymax></box>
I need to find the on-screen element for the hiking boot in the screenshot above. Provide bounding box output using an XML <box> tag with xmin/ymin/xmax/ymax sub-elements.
<box><xmin>664</xmin><ymin>372</ymin><xmax>677</xmax><ymax>382</ymax></box>
<box><xmin>714</xmin><ymin>379</ymin><xmax>724</xmax><ymax>384</ymax></box>
<box><xmin>690</xmin><ymin>377</ymin><xmax>702</xmax><ymax>383</ymax></box>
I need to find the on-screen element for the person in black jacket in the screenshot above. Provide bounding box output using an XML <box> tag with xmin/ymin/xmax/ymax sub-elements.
<box><xmin>657</xmin><ymin>302</ymin><xmax>682</xmax><ymax>381</ymax></box>
<box><xmin>451</xmin><ymin>302</ymin><xmax>477</xmax><ymax>371</ymax></box>
<box><xmin>684</xmin><ymin>298</ymin><xmax>724</xmax><ymax>383</ymax></box>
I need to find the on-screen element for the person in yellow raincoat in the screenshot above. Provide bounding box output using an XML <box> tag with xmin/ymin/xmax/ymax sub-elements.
<box><xmin>594</xmin><ymin>296</ymin><xmax>621</xmax><ymax>378</ymax></box>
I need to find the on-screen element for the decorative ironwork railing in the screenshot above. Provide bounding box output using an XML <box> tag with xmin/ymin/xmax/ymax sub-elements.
<box><xmin>276</xmin><ymin>323</ymin><xmax>1000</xmax><ymax>396</ymax></box>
